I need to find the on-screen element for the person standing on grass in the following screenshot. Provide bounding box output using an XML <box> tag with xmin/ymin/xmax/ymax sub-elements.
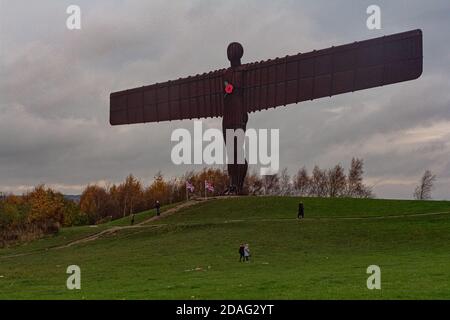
<box><xmin>244</xmin><ymin>244</ymin><xmax>251</xmax><ymax>262</ymax></box>
<box><xmin>155</xmin><ymin>200</ymin><xmax>161</xmax><ymax>216</ymax></box>
<box><xmin>130</xmin><ymin>213</ymin><xmax>135</xmax><ymax>225</ymax></box>
<box><xmin>239</xmin><ymin>243</ymin><xmax>245</xmax><ymax>262</ymax></box>
<box><xmin>298</xmin><ymin>202</ymin><xmax>304</xmax><ymax>219</ymax></box>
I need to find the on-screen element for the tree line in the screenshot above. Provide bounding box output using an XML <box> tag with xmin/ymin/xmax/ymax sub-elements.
<box><xmin>246</xmin><ymin>158</ymin><xmax>373</xmax><ymax>198</ymax></box>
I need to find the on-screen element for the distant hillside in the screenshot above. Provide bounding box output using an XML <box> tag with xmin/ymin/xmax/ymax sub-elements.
<box><xmin>63</xmin><ymin>194</ymin><xmax>81</xmax><ymax>202</ymax></box>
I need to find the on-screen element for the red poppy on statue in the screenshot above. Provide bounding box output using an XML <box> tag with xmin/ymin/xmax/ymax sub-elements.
<box><xmin>224</xmin><ymin>81</ymin><xmax>234</xmax><ymax>94</ymax></box>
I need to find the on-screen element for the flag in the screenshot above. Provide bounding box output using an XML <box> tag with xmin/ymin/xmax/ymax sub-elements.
<box><xmin>205</xmin><ymin>180</ymin><xmax>214</xmax><ymax>193</ymax></box>
<box><xmin>186</xmin><ymin>181</ymin><xmax>195</xmax><ymax>192</ymax></box>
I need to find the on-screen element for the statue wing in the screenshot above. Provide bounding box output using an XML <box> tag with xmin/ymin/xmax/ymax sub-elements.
<box><xmin>243</xmin><ymin>29</ymin><xmax>422</xmax><ymax>113</ymax></box>
<box><xmin>110</xmin><ymin>68</ymin><xmax>226</xmax><ymax>125</ymax></box>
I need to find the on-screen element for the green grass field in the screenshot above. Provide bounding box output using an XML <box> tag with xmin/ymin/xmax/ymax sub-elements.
<box><xmin>1</xmin><ymin>197</ymin><xmax>450</xmax><ymax>299</ymax></box>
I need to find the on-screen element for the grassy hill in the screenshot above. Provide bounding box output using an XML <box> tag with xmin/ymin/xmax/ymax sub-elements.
<box><xmin>1</xmin><ymin>196</ymin><xmax>450</xmax><ymax>299</ymax></box>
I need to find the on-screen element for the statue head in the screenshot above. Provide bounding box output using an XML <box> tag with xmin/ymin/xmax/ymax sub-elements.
<box><xmin>227</xmin><ymin>42</ymin><xmax>244</xmax><ymax>67</ymax></box>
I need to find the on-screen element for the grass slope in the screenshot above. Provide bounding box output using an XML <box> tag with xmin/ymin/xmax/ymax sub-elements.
<box><xmin>1</xmin><ymin>197</ymin><xmax>450</xmax><ymax>299</ymax></box>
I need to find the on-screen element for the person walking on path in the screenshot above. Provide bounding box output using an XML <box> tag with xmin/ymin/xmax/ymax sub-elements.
<box><xmin>155</xmin><ymin>200</ymin><xmax>161</xmax><ymax>216</ymax></box>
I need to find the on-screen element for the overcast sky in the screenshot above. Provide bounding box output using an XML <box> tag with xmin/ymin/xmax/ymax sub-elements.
<box><xmin>0</xmin><ymin>0</ymin><xmax>449</xmax><ymax>199</ymax></box>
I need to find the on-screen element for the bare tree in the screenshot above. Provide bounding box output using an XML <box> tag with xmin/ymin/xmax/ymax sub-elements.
<box><xmin>310</xmin><ymin>166</ymin><xmax>328</xmax><ymax>197</ymax></box>
<box><xmin>264</xmin><ymin>174</ymin><xmax>280</xmax><ymax>195</ymax></box>
<box><xmin>413</xmin><ymin>170</ymin><xmax>436</xmax><ymax>200</ymax></box>
<box><xmin>279</xmin><ymin>168</ymin><xmax>293</xmax><ymax>196</ymax></box>
<box><xmin>244</xmin><ymin>170</ymin><xmax>264</xmax><ymax>195</ymax></box>
<box><xmin>360</xmin><ymin>185</ymin><xmax>374</xmax><ymax>199</ymax></box>
<box><xmin>347</xmin><ymin>158</ymin><xmax>365</xmax><ymax>197</ymax></box>
<box><xmin>294</xmin><ymin>167</ymin><xmax>310</xmax><ymax>196</ymax></box>
<box><xmin>327</xmin><ymin>164</ymin><xmax>347</xmax><ymax>197</ymax></box>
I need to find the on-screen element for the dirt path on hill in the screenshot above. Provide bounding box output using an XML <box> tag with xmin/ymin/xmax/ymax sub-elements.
<box><xmin>53</xmin><ymin>199</ymin><xmax>204</xmax><ymax>249</ymax></box>
<box><xmin>144</xmin><ymin>210</ymin><xmax>450</xmax><ymax>228</ymax></box>
<box><xmin>233</xmin><ymin>210</ymin><xmax>450</xmax><ymax>222</ymax></box>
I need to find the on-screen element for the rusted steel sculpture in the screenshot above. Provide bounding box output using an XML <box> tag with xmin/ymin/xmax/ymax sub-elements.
<box><xmin>110</xmin><ymin>29</ymin><xmax>423</xmax><ymax>194</ymax></box>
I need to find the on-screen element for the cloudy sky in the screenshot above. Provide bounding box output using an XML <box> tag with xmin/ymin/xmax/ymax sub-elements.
<box><xmin>0</xmin><ymin>0</ymin><xmax>449</xmax><ymax>199</ymax></box>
